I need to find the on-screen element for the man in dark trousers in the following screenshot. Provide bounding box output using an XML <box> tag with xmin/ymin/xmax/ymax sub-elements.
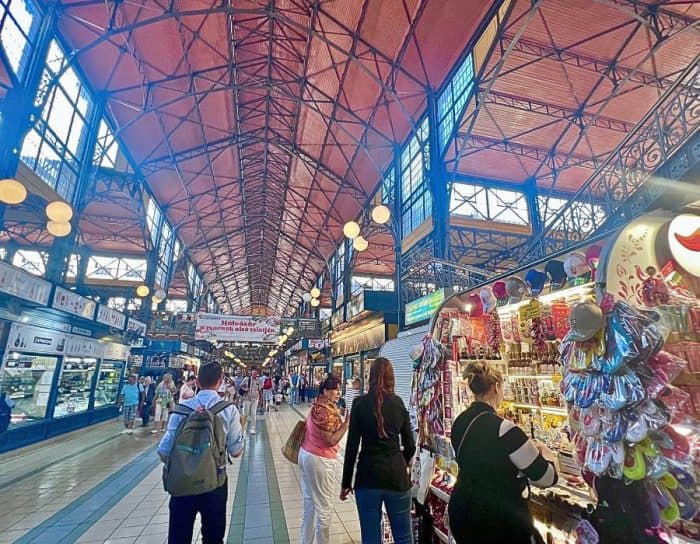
<box><xmin>158</xmin><ymin>362</ymin><xmax>244</xmax><ymax>544</ymax></box>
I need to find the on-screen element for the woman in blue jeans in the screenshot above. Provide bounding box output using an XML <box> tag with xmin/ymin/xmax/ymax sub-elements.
<box><xmin>340</xmin><ymin>357</ymin><xmax>416</xmax><ymax>544</ymax></box>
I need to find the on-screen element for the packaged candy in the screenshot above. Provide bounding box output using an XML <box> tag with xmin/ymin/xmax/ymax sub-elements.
<box><xmin>623</xmin><ymin>444</ymin><xmax>647</xmax><ymax>481</ymax></box>
<box><xmin>600</xmin><ymin>408</ymin><xmax>628</xmax><ymax>443</ymax></box>
<box><xmin>649</xmin><ymin>481</ymin><xmax>670</xmax><ymax>528</ymax></box>
<box><xmin>623</xmin><ymin>404</ymin><xmax>649</xmax><ymax>443</ymax></box>
<box><xmin>561</xmin><ymin>372</ymin><xmax>581</xmax><ymax>404</ymax></box>
<box><xmin>666</xmin><ymin>458</ymin><xmax>696</xmax><ymax>488</ymax></box>
<box><xmin>651</xmin><ymin>425</ymin><xmax>690</xmax><ymax>462</ymax></box>
<box><xmin>648</xmin><ymin>351</ymin><xmax>687</xmax><ymax>383</ymax></box>
<box><xmin>640</xmin><ymin>399</ymin><xmax>670</xmax><ymax>432</ymax></box>
<box><xmin>638</xmin><ymin>438</ymin><xmax>667</xmax><ymax>479</ymax></box>
<box><xmin>581</xmin><ymin>406</ymin><xmax>602</xmax><ymax>437</ymax></box>
<box><xmin>576</xmin><ymin>373</ymin><xmax>607</xmax><ymax>408</ymax></box>
<box><xmin>569</xmin><ymin>406</ymin><xmax>583</xmax><ymax>434</ymax></box>
<box><xmin>608</xmin><ymin>441</ymin><xmax>625</xmax><ymax>479</ymax></box>
<box><xmin>599</xmin><ymin>371</ymin><xmax>643</xmax><ymax>410</ymax></box>
<box><xmin>574</xmin><ymin>519</ymin><xmax>599</xmax><ymax>544</ymax></box>
<box><xmin>586</xmin><ymin>439</ymin><xmax>612</xmax><ymax>476</ymax></box>
<box><xmin>657</xmin><ymin>385</ymin><xmax>691</xmax><ymax>416</ymax></box>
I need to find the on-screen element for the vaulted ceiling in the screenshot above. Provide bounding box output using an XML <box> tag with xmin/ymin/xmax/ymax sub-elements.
<box><xmin>52</xmin><ymin>0</ymin><xmax>496</xmax><ymax>314</ymax></box>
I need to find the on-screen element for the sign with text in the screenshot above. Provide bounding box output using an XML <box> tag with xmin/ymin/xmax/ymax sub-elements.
<box><xmin>405</xmin><ymin>289</ymin><xmax>446</xmax><ymax>326</ymax></box>
<box><xmin>96</xmin><ymin>305</ymin><xmax>127</xmax><ymax>330</ymax></box>
<box><xmin>53</xmin><ymin>286</ymin><xmax>97</xmax><ymax>320</ymax></box>
<box><xmin>126</xmin><ymin>317</ymin><xmax>147</xmax><ymax>337</ymax></box>
<box><xmin>195</xmin><ymin>313</ymin><xmax>281</xmax><ymax>342</ymax></box>
<box><xmin>0</xmin><ymin>261</ymin><xmax>51</xmax><ymax>305</ymax></box>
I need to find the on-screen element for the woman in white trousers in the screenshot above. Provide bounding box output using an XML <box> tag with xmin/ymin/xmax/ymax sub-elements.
<box><xmin>298</xmin><ymin>375</ymin><xmax>349</xmax><ymax>544</ymax></box>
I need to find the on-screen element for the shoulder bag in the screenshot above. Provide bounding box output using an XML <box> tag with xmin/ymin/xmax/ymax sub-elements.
<box><xmin>282</xmin><ymin>419</ymin><xmax>307</xmax><ymax>464</ymax></box>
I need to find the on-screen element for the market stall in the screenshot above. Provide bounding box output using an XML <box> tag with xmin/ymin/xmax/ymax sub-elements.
<box><xmin>409</xmin><ymin>205</ymin><xmax>700</xmax><ymax>544</ymax></box>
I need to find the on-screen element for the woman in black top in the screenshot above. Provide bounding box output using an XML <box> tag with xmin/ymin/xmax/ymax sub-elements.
<box><xmin>341</xmin><ymin>357</ymin><xmax>416</xmax><ymax>544</ymax></box>
<box><xmin>449</xmin><ymin>361</ymin><xmax>558</xmax><ymax>544</ymax></box>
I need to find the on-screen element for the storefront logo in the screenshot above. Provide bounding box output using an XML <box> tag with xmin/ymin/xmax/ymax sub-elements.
<box><xmin>668</xmin><ymin>214</ymin><xmax>700</xmax><ymax>277</ymax></box>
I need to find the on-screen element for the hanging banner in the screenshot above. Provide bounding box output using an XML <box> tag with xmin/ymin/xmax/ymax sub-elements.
<box><xmin>126</xmin><ymin>318</ymin><xmax>147</xmax><ymax>337</ymax></box>
<box><xmin>53</xmin><ymin>286</ymin><xmax>97</xmax><ymax>320</ymax></box>
<box><xmin>195</xmin><ymin>313</ymin><xmax>281</xmax><ymax>342</ymax></box>
<box><xmin>0</xmin><ymin>261</ymin><xmax>51</xmax><ymax>305</ymax></box>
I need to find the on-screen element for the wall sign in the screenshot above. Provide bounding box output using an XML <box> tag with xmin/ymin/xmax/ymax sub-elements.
<box><xmin>126</xmin><ymin>317</ymin><xmax>147</xmax><ymax>337</ymax></box>
<box><xmin>96</xmin><ymin>305</ymin><xmax>127</xmax><ymax>330</ymax></box>
<box><xmin>405</xmin><ymin>289</ymin><xmax>446</xmax><ymax>326</ymax></box>
<box><xmin>195</xmin><ymin>313</ymin><xmax>281</xmax><ymax>342</ymax></box>
<box><xmin>0</xmin><ymin>261</ymin><xmax>51</xmax><ymax>305</ymax></box>
<box><xmin>4</xmin><ymin>322</ymin><xmax>130</xmax><ymax>361</ymax></box>
<box><xmin>53</xmin><ymin>286</ymin><xmax>97</xmax><ymax>320</ymax></box>
<box><xmin>71</xmin><ymin>326</ymin><xmax>92</xmax><ymax>337</ymax></box>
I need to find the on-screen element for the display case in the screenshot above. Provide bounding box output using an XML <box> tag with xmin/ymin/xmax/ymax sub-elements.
<box><xmin>53</xmin><ymin>358</ymin><xmax>97</xmax><ymax>418</ymax></box>
<box><xmin>0</xmin><ymin>354</ymin><xmax>57</xmax><ymax>426</ymax></box>
<box><xmin>94</xmin><ymin>360</ymin><xmax>124</xmax><ymax>408</ymax></box>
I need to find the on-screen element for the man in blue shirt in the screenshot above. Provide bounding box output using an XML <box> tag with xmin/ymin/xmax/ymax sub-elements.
<box><xmin>158</xmin><ymin>361</ymin><xmax>244</xmax><ymax>544</ymax></box>
<box><xmin>120</xmin><ymin>375</ymin><xmax>140</xmax><ymax>434</ymax></box>
<box><xmin>290</xmin><ymin>370</ymin><xmax>300</xmax><ymax>405</ymax></box>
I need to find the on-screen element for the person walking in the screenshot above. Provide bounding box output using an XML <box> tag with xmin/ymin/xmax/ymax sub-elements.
<box><xmin>140</xmin><ymin>376</ymin><xmax>155</xmax><ymax>427</ymax></box>
<box><xmin>343</xmin><ymin>377</ymin><xmax>361</xmax><ymax>417</ymax></box>
<box><xmin>120</xmin><ymin>375</ymin><xmax>141</xmax><ymax>434</ymax></box>
<box><xmin>340</xmin><ymin>358</ymin><xmax>415</xmax><ymax>544</ymax></box>
<box><xmin>299</xmin><ymin>375</ymin><xmax>349</xmax><ymax>544</ymax></box>
<box><xmin>152</xmin><ymin>373</ymin><xmax>176</xmax><ymax>434</ymax></box>
<box><xmin>240</xmin><ymin>370</ymin><xmax>260</xmax><ymax>435</ymax></box>
<box><xmin>299</xmin><ymin>373</ymin><xmax>307</xmax><ymax>404</ymax></box>
<box><xmin>233</xmin><ymin>371</ymin><xmax>244</xmax><ymax>408</ymax></box>
<box><xmin>447</xmin><ymin>361</ymin><xmax>557</xmax><ymax>544</ymax></box>
<box><xmin>261</xmin><ymin>371</ymin><xmax>275</xmax><ymax>412</ymax></box>
<box><xmin>158</xmin><ymin>361</ymin><xmax>244</xmax><ymax>544</ymax></box>
<box><xmin>180</xmin><ymin>375</ymin><xmax>197</xmax><ymax>401</ymax></box>
<box><xmin>290</xmin><ymin>370</ymin><xmax>300</xmax><ymax>405</ymax></box>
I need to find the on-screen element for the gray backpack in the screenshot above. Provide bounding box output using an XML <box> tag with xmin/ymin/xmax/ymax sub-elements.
<box><xmin>163</xmin><ymin>400</ymin><xmax>232</xmax><ymax>497</ymax></box>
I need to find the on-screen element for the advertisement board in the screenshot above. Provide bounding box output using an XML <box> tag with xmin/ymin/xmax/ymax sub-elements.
<box><xmin>405</xmin><ymin>288</ymin><xmax>447</xmax><ymax>326</ymax></box>
<box><xmin>53</xmin><ymin>287</ymin><xmax>97</xmax><ymax>320</ymax></box>
<box><xmin>195</xmin><ymin>313</ymin><xmax>281</xmax><ymax>342</ymax></box>
<box><xmin>0</xmin><ymin>261</ymin><xmax>51</xmax><ymax>305</ymax></box>
<box><xmin>126</xmin><ymin>318</ymin><xmax>147</xmax><ymax>337</ymax></box>
<box><xmin>96</xmin><ymin>305</ymin><xmax>127</xmax><ymax>330</ymax></box>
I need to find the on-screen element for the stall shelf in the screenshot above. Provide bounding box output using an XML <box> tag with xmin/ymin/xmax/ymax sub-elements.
<box><xmin>409</xmin><ymin>206</ymin><xmax>700</xmax><ymax>544</ymax></box>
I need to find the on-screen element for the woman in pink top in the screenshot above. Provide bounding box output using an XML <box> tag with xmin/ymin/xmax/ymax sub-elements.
<box><xmin>299</xmin><ymin>375</ymin><xmax>349</xmax><ymax>544</ymax></box>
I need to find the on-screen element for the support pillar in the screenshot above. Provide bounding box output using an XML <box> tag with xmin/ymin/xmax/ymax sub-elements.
<box><xmin>427</xmin><ymin>91</ymin><xmax>449</xmax><ymax>261</ymax></box>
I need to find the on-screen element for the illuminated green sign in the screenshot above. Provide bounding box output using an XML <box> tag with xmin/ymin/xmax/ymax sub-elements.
<box><xmin>405</xmin><ymin>289</ymin><xmax>446</xmax><ymax>326</ymax></box>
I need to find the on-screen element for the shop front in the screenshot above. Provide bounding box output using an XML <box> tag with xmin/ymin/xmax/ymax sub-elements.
<box><xmin>0</xmin><ymin>261</ymin><xmax>132</xmax><ymax>452</ymax></box>
<box><xmin>407</xmin><ymin>203</ymin><xmax>700</xmax><ymax>543</ymax></box>
<box><xmin>330</xmin><ymin>313</ymin><xmax>397</xmax><ymax>392</ymax></box>
<box><xmin>141</xmin><ymin>340</ymin><xmax>200</xmax><ymax>380</ymax></box>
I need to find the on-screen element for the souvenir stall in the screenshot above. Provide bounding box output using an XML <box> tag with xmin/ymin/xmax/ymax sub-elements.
<box><xmin>409</xmin><ymin>206</ymin><xmax>700</xmax><ymax>544</ymax></box>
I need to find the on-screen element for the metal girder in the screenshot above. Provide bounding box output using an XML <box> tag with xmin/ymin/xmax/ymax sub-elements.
<box><xmin>482</xmin><ymin>90</ymin><xmax>634</xmax><ymax>133</ymax></box>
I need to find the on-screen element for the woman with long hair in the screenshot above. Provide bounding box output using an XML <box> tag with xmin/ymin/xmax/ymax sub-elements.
<box><xmin>340</xmin><ymin>357</ymin><xmax>416</xmax><ymax>544</ymax></box>
<box><xmin>298</xmin><ymin>374</ymin><xmax>349</xmax><ymax>544</ymax></box>
<box><xmin>448</xmin><ymin>361</ymin><xmax>557</xmax><ymax>544</ymax></box>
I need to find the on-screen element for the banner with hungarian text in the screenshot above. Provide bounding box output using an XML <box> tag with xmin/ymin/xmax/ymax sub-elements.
<box><xmin>195</xmin><ymin>313</ymin><xmax>281</xmax><ymax>343</ymax></box>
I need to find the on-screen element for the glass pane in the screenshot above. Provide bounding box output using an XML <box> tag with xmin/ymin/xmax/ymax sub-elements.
<box><xmin>0</xmin><ymin>354</ymin><xmax>58</xmax><ymax>426</ymax></box>
<box><xmin>1</xmin><ymin>19</ymin><xmax>28</xmax><ymax>75</ymax></box>
<box><xmin>53</xmin><ymin>358</ymin><xmax>97</xmax><ymax>417</ymax></box>
<box><xmin>94</xmin><ymin>361</ymin><xmax>123</xmax><ymax>408</ymax></box>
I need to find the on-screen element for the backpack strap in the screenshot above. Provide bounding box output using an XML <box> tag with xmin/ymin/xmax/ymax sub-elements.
<box><xmin>209</xmin><ymin>400</ymin><xmax>233</xmax><ymax>415</ymax></box>
<box><xmin>171</xmin><ymin>404</ymin><xmax>195</xmax><ymax>417</ymax></box>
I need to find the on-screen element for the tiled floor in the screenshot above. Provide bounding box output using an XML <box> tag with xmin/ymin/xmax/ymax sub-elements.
<box><xmin>0</xmin><ymin>405</ymin><xmax>361</xmax><ymax>544</ymax></box>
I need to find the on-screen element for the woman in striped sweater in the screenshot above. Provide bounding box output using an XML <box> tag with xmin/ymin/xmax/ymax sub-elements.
<box><xmin>448</xmin><ymin>362</ymin><xmax>558</xmax><ymax>544</ymax></box>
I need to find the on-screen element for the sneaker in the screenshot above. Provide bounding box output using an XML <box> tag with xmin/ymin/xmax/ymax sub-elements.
<box><xmin>127</xmin><ymin>429</ymin><xmax>134</xmax><ymax>434</ymax></box>
<box><xmin>150</xmin><ymin>430</ymin><xmax>158</xmax><ymax>434</ymax></box>
<box><xmin>250</xmin><ymin>429</ymin><xmax>256</xmax><ymax>435</ymax></box>
<box><xmin>160</xmin><ymin>429</ymin><xmax>165</xmax><ymax>433</ymax></box>
<box><xmin>121</xmin><ymin>429</ymin><xmax>129</xmax><ymax>434</ymax></box>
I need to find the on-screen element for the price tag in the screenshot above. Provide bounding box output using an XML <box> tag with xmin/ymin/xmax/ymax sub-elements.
<box><xmin>518</xmin><ymin>299</ymin><xmax>542</xmax><ymax>321</ymax></box>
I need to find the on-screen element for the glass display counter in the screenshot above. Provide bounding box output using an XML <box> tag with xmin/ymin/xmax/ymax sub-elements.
<box><xmin>0</xmin><ymin>354</ymin><xmax>57</xmax><ymax>426</ymax></box>
<box><xmin>53</xmin><ymin>358</ymin><xmax>97</xmax><ymax>418</ymax></box>
<box><xmin>94</xmin><ymin>360</ymin><xmax>124</xmax><ymax>408</ymax></box>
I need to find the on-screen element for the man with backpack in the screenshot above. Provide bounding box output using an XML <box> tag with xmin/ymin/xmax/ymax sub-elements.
<box><xmin>157</xmin><ymin>361</ymin><xmax>244</xmax><ymax>544</ymax></box>
<box><xmin>261</xmin><ymin>371</ymin><xmax>275</xmax><ymax>412</ymax></box>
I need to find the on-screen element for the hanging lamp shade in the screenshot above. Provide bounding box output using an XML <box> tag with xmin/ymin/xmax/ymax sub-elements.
<box><xmin>46</xmin><ymin>221</ymin><xmax>71</xmax><ymax>237</ymax></box>
<box><xmin>153</xmin><ymin>289</ymin><xmax>167</xmax><ymax>303</ymax></box>
<box><xmin>46</xmin><ymin>201</ymin><xmax>74</xmax><ymax>222</ymax></box>
<box><xmin>343</xmin><ymin>220</ymin><xmax>360</xmax><ymax>239</ymax></box>
<box><xmin>353</xmin><ymin>236</ymin><xmax>368</xmax><ymax>251</ymax></box>
<box><xmin>310</xmin><ymin>287</ymin><xmax>321</xmax><ymax>298</ymax></box>
<box><xmin>310</xmin><ymin>298</ymin><xmax>320</xmax><ymax>307</ymax></box>
<box><xmin>302</xmin><ymin>292</ymin><xmax>312</xmax><ymax>302</ymax></box>
<box><xmin>371</xmin><ymin>204</ymin><xmax>391</xmax><ymax>225</ymax></box>
<box><xmin>136</xmin><ymin>285</ymin><xmax>150</xmax><ymax>297</ymax></box>
<box><xmin>0</xmin><ymin>179</ymin><xmax>28</xmax><ymax>205</ymax></box>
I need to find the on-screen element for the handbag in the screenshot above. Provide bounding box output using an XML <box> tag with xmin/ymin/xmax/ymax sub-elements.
<box><xmin>282</xmin><ymin>419</ymin><xmax>307</xmax><ymax>464</ymax></box>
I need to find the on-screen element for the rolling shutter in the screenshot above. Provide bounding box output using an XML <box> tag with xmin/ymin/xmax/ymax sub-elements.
<box><xmin>379</xmin><ymin>325</ymin><xmax>430</xmax><ymax>407</ymax></box>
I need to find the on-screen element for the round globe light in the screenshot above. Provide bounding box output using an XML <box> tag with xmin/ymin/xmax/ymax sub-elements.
<box><xmin>153</xmin><ymin>289</ymin><xmax>167</xmax><ymax>303</ymax></box>
<box><xmin>343</xmin><ymin>220</ymin><xmax>360</xmax><ymax>239</ymax></box>
<box><xmin>46</xmin><ymin>221</ymin><xmax>72</xmax><ymax>237</ymax></box>
<box><xmin>353</xmin><ymin>235</ymin><xmax>369</xmax><ymax>252</ymax></box>
<box><xmin>302</xmin><ymin>292</ymin><xmax>312</xmax><ymax>302</ymax></box>
<box><xmin>371</xmin><ymin>204</ymin><xmax>391</xmax><ymax>225</ymax></box>
<box><xmin>0</xmin><ymin>179</ymin><xmax>27</xmax><ymax>205</ymax></box>
<box><xmin>310</xmin><ymin>298</ymin><xmax>320</xmax><ymax>307</ymax></box>
<box><xmin>46</xmin><ymin>201</ymin><xmax>74</xmax><ymax>222</ymax></box>
<box><xmin>285</xmin><ymin>326</ymin><xmax>294</xmax><ymax>335</ymax></box>
<box><xmin>310</xmin><ymin>287</ymin><xmax>321</xmax><ymax>299</ymax></box>
<box><xmin>136</xmin><ymin>285</ymin><xmax>150</xmax><ymax>298</ymax></box>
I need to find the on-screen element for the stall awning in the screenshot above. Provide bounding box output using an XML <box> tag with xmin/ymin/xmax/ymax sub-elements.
<box><xmin>379</xmin><ymin>325</ymin><xmax>430</xmax><ymax>408</ymax></box>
